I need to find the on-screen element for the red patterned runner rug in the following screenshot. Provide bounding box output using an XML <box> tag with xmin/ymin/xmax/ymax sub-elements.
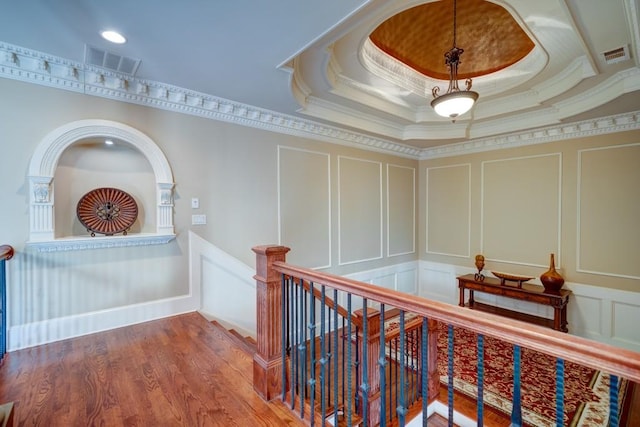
<box><xmin>435</xmin><ymin>323</ymin><xmax>631</xmax><ymax>426</ymax></box>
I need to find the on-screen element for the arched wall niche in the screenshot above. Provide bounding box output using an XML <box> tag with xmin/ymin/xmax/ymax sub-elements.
<box><xmin>27</xmin><ymin>119</ymin><xmax>176</xmax><ymax>251</ymax></box>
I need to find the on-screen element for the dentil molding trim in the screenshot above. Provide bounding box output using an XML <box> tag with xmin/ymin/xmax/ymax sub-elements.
<box><xmin>1</xmin><ymin>41</ymin><xmax>639</xmax><ymax>160</ymax></box>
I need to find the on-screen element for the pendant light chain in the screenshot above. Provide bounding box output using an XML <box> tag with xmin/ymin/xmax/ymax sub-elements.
<box><xmin>453</xmin><ymin>0</ymin><xmax>457</xmax><ymax>48</ymax></box>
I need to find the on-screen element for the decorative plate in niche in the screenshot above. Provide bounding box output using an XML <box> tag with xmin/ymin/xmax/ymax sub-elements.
<box><xmin>76</xmin><ymin>187</ymin><xmax>138</xmax><ymax>236</ymax></box>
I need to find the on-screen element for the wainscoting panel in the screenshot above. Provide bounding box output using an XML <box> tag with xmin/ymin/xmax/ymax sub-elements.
<box><xmin>346</xmin><ymin>261</ymin><xmax>419</xmax><ymax>296</ymax></box>
<box><xmin>612</xmin><ymin>300</ymin><xmax>640</xmax><ymax>350</ymax></box>
<box><xmin>567</xmin><ymin>293</ymin><xmax>603</xmax><ymax>339</ymax></box>
<box><xmin>419</xmin><ymin>262</ymin><xmax>460</xmax><ymax>304</ymax></box>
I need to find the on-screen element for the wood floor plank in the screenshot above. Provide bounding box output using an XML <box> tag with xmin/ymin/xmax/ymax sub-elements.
<box><xmin>0</xmin><ymin>312</ymin><xmax>306</xmax><ymax>427</ymax></box>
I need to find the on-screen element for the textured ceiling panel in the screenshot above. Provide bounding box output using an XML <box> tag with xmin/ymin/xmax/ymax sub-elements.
<box><xmin>370</xmin><ymin>0</ymin><xmax>535</xmax><ymax>80</ymax></box>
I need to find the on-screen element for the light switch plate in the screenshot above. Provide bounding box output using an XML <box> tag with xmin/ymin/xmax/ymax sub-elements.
<box><xmin>191</xmin><ymin>198</ymin><xmax>199</xmax><ymax>209</ymax></box>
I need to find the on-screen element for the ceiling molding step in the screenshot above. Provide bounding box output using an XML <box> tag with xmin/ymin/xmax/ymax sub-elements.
<box><xmin>532</xmin><ymin>56</ymin><xmax>597</xmax><ymax>100</ymax></box>
<box><xmin>553</xmin><ymin>67</ymin><xmax>640</xmax><ymax>118</ymax></box>
<box><xmin>419</xmin><ymin>110</ymin><xmax>640</xmax><ymax>160</ymax></box>
<box><xmin>304</xmin><ymin>96</ymin><xmax>408</xmax><ymax>139</ymax></box>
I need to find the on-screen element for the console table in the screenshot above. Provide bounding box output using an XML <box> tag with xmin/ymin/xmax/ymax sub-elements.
<box><xmin>457</xmin><ymin>274</ymin><xmax>571</xmax><ymax>332</ymax></box>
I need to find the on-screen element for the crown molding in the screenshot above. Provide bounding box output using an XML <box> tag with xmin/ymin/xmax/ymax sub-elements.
<box><xmin>1</xmin><ymin>41</ymin><xmax>638</xmax><ymax>161</ymax></box>
<box><xmin>419</xmin><ymin>110</ymin><xmax>640</xmax><ymax>159</ymax></box>
<box><xmin>0</xmin><ymin>41</ymin><xmax>421</xmax><ymax>159</ymax></box>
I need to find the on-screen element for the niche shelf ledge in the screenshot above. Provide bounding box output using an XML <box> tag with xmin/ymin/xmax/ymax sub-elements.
<box><xmin>26</xmin><ymin>233</ymin><xmax>176</xmax><ymax>252</ymax></box>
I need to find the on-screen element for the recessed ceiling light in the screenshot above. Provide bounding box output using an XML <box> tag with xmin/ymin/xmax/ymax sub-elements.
<box><xmin>101</xmin><ymin>30</ymin><xmax>126</xmax><ymax>44</ymax></box>
<box><xmin>105</xmin><ymin>139</ymin><xmax>114</xmax><ymax>145</ymax></box>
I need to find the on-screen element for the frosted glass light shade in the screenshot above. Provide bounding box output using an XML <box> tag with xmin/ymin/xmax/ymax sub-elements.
<box><xmin>431</xmin><ymin>90</ymin><xmax>479</xmax><ymax>118</ymax></box>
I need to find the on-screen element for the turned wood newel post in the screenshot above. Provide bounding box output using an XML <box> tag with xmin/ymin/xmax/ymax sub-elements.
<box><xmin>252</xmin><ymin>245</ymin><xmax>290</xmax><ymax>401</ymax></box>
<box><xmin>427</xmin><ymin>319</ymin><xmax>440</xmax><ymax>403</ymax></box>
<box><xmin>355</xmin><ymin>308</ymin><xmax>382</xmax><ymax>427</ymax></box>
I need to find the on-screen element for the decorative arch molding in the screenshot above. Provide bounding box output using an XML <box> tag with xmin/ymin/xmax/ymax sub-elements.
<box><xmin>27</xmin><ymin>119</ymin><xmax>176</xmax><ymax>251</ymax></box>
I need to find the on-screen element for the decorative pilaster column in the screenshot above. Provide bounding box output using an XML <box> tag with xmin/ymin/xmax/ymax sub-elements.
<box><xmin>156</xmin><ymin>182</ymin><xmax>174</xmax><ymax>235</ymax></box>
<box><xmin>252</xmin><ymin>245</ymin><xmax>290</xmax><ymax>401</ymax></box>
<box><xmin>28</xmin><ymin>176</ymin><xmax>54</xmax><ymax>241</ymax></box>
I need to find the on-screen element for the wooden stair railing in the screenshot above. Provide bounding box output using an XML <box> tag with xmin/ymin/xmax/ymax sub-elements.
<box><xmin>253</xmin><ymin>245</ymin><xmax>640</xmax><ymax>426</ymax></box>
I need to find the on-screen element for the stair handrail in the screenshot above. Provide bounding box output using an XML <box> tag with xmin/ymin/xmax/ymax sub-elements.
<box><xmin>274</xmin><ymin>260</ymin><xmax>640</xmax><ymax>383</ymax></box>
<box><xmin>0</xmin><ymin>246</ymin><xmax>13</xmax><ymax>262</ymax></box>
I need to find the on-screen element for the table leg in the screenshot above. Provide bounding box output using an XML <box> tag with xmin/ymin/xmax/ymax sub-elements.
<box><xmin>459</xmin><ymin>287</ymin><xmax>465</xmax><ymax>307</ymax></box>
<box><xmin>469</xmin><ymin>290</ymin><xmax>475</xmax><ymax>308</ymax></box>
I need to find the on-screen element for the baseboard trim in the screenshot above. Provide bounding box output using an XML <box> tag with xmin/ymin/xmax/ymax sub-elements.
<box><xmin>8</xmin><ymin>293</ymin><xmax>199</xmax><ymax>351</ymax></box>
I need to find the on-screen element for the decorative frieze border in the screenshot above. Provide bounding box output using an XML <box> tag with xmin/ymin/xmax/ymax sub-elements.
<box><xmin>1</xmin><ymin>41</ymin><xmax>639</xmax><ymax>161</ymax></box>
<box><xmin>420</xmin><ymin>111</ymin><xmax>640</xmax><ymax>159</ymax></box>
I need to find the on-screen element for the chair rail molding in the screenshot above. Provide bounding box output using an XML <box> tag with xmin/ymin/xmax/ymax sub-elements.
<box><xmin>26</xmin><ymin>119</ymin><xmax>176</xmax><ymax>251</ymax></box>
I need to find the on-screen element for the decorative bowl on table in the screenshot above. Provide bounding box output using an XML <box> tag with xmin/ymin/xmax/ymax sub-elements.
<box><xmin>491</xmin><ymin>271</ymin><xmax>534</xmax><ymax>287</ymax></box>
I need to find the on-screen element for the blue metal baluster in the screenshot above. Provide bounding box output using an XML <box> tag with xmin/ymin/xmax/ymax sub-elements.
<box><xmin>333</xmin><ymin>289</ymin><xmax>339</xmax><ymax>427</ymax></box>
<box><xmin>320</xmin><ymin>285</ymin><xmax>328</xmax><ymax>423</ymax></box>
<box><xmin>477</xmin><ymin>333</ymin><xmax>484</xmax><ymax>427</ymax></box>
<box><xmin>355</xmin><ymin>326</ymin><xmax>360</xmax><ymax>414</ymax></box>
<box><xmin>308</xmin><ymin>282</ymin><xmax>316</xmax><ymax>426</ymax></box>
<box><xmin>556</xmin><ymin>358</ymin><xmax>564</xmax><ymax>426</ymax></box>
<box><xmin>511</xmin><ymin>345</ymin><xmax>522</xmax><ymax>427</ymax></box>
<box><xmin>347</xmin><ymin>294</ymin><xmax>353</xmax><ymax>425</ymax></box>
<box><xmin>327</xmin><ymin>303</ymin><xmax>332</xmax><ymax>406</ymax></box>
<box><xmin>299</xmin><ymin>282</ymin><xmax>306</xmax><ymax>418</ymax></box>
<box><xmin>360</xmin><ymin>299</ymin><xmax>369</xmax><ymax>425</ymax></box>
<box><xmin>281</xmin><ymin>275</ymin><xmax>288</xmax><ymax>400</ymax></box>
<box><xmin>447</xmin><ymin>324</ymin><xmax>454</xmax><ymax>425</ymax></box>
<box><xmin>421</xmin><ymin>317</ymin><xmax>428</xmax><ymax>427</ymax></box>
<box><xmin>398</xmin><ymin>310</ymin><xmax>407</xmax><ymax>426</ymax></box>
<box><xmin>610</xmin><ymin>374</ymin><xmax>620</xmax><ymax>427</ymax></box>
<box><xmin>379</xmin><ymin>304</ymin><xmax>387</xmax><ymax>424</ymax></box>
<box><xmin>292</xmin><ymin>280</ymin><xmax>298</xmax><ymax>409</ymax></box>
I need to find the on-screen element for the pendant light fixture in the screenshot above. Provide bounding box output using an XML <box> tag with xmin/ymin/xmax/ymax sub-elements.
<box><xmin>431</xmin><ymin>0</ymin><xmax>479</xmax><ymax>120</ymax></box>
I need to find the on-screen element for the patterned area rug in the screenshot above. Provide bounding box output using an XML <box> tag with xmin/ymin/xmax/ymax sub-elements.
<box><xmin>435</xmin><ymin>323</ymin><xmax>630</xmax><ymax>426</ymax></box>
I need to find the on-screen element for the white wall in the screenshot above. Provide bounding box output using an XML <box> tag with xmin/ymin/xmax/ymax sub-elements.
<box><xmin>0</xmin><ymin>78</ymin><xmax>417</xmax><ymax>350</ymax></box>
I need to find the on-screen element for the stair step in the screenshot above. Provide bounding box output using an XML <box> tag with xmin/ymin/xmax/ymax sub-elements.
<box><xmin>210</xmin><ymin>321</ymin><xmax>257</xmax><ymax>355</ymax></box>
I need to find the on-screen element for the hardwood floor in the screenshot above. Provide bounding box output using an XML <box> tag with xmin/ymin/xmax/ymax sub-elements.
<box><xmin>1</xmin><ymin>312</ymin><xmax>636</xmax><ymax>426</ymax></box>
<box><xmin>0</xmin><ymin>312</ymin><xmax>304</xmax><ymax>427</ymax></box>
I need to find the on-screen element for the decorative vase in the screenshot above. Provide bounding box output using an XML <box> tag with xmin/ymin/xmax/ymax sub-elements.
<box><xmin>540</xmin><ymin>253</ymin><xmax>564</xmax><ymax>292</ymax></box>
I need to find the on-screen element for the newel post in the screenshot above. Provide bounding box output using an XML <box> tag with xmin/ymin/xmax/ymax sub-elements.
<box><xmin>355</xmin><ymin>308</ymin><xmax>382</xmax><ymax>426</ymax></box>
<box><xmin>252</xmin><ymin>245</ymin><xmax>290</xmax><ymax>401</ymax></box>
<box><xmin>427</xmin><ymin>319</ymin><xmax>440</xmax><ymax>403</ymax></box>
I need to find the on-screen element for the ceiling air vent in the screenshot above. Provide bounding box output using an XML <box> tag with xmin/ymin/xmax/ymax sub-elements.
<box><xmin>84</xmin><ymin>45</ymin><xmax>141</xmax><ymax>75</ymax></box>
<box><xmin>601</xmin><ymin>45</ymin><xmax>630</xmax><ymax>65</ymax></box>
